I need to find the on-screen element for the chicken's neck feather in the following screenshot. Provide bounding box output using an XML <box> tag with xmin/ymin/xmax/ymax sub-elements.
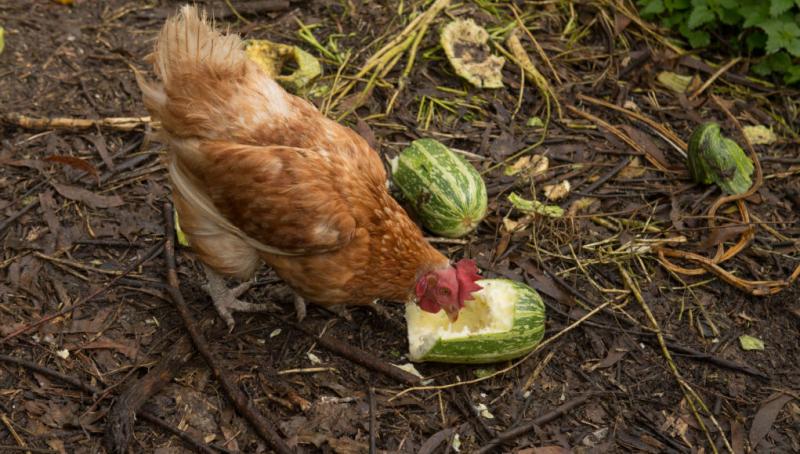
<box><xmin>361</xmin><ymin>192</ymin><xmax>450</xmax><ymax>301</ymax></box>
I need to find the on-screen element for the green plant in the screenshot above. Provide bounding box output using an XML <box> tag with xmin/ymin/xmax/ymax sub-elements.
<box><xmin>637</xmin><ymin>0</ymin><xmax>800</xmax><ymax>84</ymax></box>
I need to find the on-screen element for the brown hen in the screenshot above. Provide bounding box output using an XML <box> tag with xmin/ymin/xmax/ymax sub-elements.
<box><xmin>137</xmin><ymin>6</ymin><xmax>482</xmax><ymax>330</ymax></box>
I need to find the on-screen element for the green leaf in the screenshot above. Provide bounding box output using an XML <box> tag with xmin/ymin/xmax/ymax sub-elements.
<box><xmin>746</xmin><ymin>31</ymin><xmax>768</xmax><ymax>52</ymax></box>
<box><xmin>740</xmin><ymin>2</ymin><xmax>770</xmax><ymax>28</ymax></box>
<box><xmin>784</xmin><ymin>65</ymin><xmax>800</xmax><ymax>83</ymax></box>
<box><xmin>687</xmin><ymin>5</ymin><xmax>716</xmax><ymax>29</ymax></box>
<box><xmin>739</xmin><ymin>334</ymin><xmax>765</xmax><ymax>351</ymax></box>
<box><xmin>759</xmin><ymin>19</ymin><xmax>800</xmax><ymax>54</ymax></box>
<box><xmin>666</xmin><ymin>0</ymin><xmax>692</xmax><ymax>10</ymax></box>
<box><xmin>641</xmin><ymin>0</ymin><xmax>666</xmax><ymax>16</ymax></box>
<box><xmin>765</xmin><ymin>51</ymin><xmax>793</xmax><ymax>71</ymax></box>
<box><xmin>0</xmin><ymin>27</ymin><xmax>4</xmax><ymax>56</ymax></box>
<box><xmin>663</xmin><ymin>11</ymin><xmax>689</xmax><ymax>28</ymax></box>
<box><xmin>787</xmin><ymin>37</ymin><xmax>800</xmax><ymax>56</ymax></box>
<box><xmin>752</xmin><ymin>59</ymin><xmax>774</xmax><ymax>75</ymax></box>
<box><xmin>681</xmin><ymin>23</ymin><xmax>711</xmax><ymax>47</ymax></box>
<box><xmin>718</xmin><ymin>7</ymin><xmax>742</xmax><ymax>25</ymax></box>
<box><xmin>770</xmin><ymin>0</ymin><xmax>795</xmax><ymax>17</ymax></box>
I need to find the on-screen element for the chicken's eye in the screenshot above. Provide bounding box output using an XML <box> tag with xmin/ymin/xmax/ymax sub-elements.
<box><xmin>438</xmin><ymin>287</ymin><xmax>451</xmax><ymax>296</ymax></box>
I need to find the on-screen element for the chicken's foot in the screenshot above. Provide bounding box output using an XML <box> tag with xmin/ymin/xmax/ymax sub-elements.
<box><xmin>294</xmin><ymin>295</ymin><xmax>306</xmax><ymax>322</ymax></box>
<box><xmin>203</xmin><ymin>265</ymin><xmax>279</xmax><ymax>331</ymax></box>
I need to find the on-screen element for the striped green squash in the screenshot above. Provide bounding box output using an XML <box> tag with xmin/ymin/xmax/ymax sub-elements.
<box><xmin>406</xmin><ymin>279</ymin><xmax>546</xmax><ymax>364</ymax></box>
<box><xmin>391</xmin><ymin>139</ymin><xmax>487</xmax><ymax>238</ymax></box>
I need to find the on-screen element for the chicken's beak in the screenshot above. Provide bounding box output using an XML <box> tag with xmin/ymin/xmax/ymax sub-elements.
<box><xmin>444</xmin><ymin>305</ymin><xmax>459</xmax><ymax>323</ymax></box>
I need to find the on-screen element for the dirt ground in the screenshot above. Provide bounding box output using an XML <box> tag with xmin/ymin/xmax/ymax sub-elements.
<box><xmin>1</xmin><ymin>0</ymin><xmax>799</xmax><ymax>453</ymax></box>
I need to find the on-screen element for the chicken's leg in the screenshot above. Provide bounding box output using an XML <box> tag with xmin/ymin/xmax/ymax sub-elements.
<box><xmin>202</xmin><ymin>265</ymin><xmax>278</xmax><ymax>331</ymax></box>
<box><xmin>294</xmin><ymin>295</ymin><xmax>307</xmax><ymax>322</ymax></box>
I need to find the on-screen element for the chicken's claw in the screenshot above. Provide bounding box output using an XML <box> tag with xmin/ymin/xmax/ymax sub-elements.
<box><xmin>203</xmin><ymin>266</ymin><xmax>279</xmax><ymax>332</ymax></box>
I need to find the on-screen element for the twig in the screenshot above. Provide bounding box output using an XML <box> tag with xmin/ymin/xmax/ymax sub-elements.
<box><xmin>137</xmin><ymin>412</ymin><xmax>221</xmax><ymax>454</ymax></box>
<box><xmin>689</xmin><ymin>57</ymin><xmax>741</xmax><ymax>100</ymax></box>
<box><xmin>0</xmin><ymin>413</ymin><xmax>30</xmax><ymax>454</ymax></box>
<box><xmin>476</xmin><ymin>393</ymin><xmax>594</xmax><ymax>454</ymax></box>
<box><xmin>220</xmin><ymin>0</ymin><xmax>250</xmax><ymax>23</ymax></box>
<box><xmin>567</xmin><ymin>105</ymin><xmax>670</xmax><ymax>172</ymax></box>
<box><xmin>1</xmin><ymin>113</ymin><xmax>151</xmax><ymax>131</ymax></box>
<box><xmin>0</xmin><ymin>200</ymin><xmax>39</xmax><ymax>235</ymax></box>
<box><xmin>576</xmin><ymin>93</ymin><xmax>687</xmax><ymax>157</ymax></box>
<box><xmin>0</xmin><ymin>240</ymin><xmax>165</xmax><ymax>344</ymax></box>
<box><xmin>620</xmin><ymin>266</ymin><xmax>733</xmax><ymax>454</ymax></box>
<box><xmin>579</xmin><ymin>156</ymin><xmax>633</xmax><ymax>194</ymax></box>
<box><xmin>0</xmin><ymin>446</ymin><xmax>54</xmax><ymax>454</ymax></box>
<box><xmin>368</xmin><ymin>386</ymin><xmax>377</xmax><ymax>454</ymax></box>
<box><xmin>286</xmin><ymin>319</ymin><xmax>421</xmax><ymax>386</ymax></box>
<box><xmin>0</xmin><ymin>354</ymin><xmax>98</xmax><ymax>395</ymax></box>
<box><xmin>105</xmin><ymin>334</ymin><xmax>195</xmax><ymax>453</ymax></box>
<box><xmin>162</xmin><ymin>203</ymin><xmax>293</xmax><ymax>454</ymax></box>
<box><xmin>544</xmin><ymin>269</ymin><xmax>768</xmax><ymax>379</ymax></box>
<box><xmin>0</xmin><ymin>354</ymin><xmax>218</xmax><ymax>454</ymax></box>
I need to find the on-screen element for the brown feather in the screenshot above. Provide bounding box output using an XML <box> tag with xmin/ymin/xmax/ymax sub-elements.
<box><xmin>138</xmin><ymin>5</ymin><xmax>449</xmax><ymax>308</ymax></box>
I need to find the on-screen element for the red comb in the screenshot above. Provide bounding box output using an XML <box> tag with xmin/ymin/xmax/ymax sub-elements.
<box><xmin>455</xmin><ymin>259</ymin><xmax>482</xmax><ymax>304</ymax></box>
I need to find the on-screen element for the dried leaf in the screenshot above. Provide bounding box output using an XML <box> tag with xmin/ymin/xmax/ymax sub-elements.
<box><xmin>38</xmin><ymin>191</ymin><xmax>61</xmax><ymax>236</ymax></box>
<box><xmin>354</xmin><ymin>118</ymin><xmax>377</xmax><ymax>150</ymax></box>
<box><xmin>505</xmin><ymin>154</ymin><xmax>548</xmax><ymax>177</ymax></box>
<box><xmin>738</xmin><ymin>334</ymin><xmax>764</xmax><ymax>351</ymax></box>
<box><xmin>440</xmin><ymin>19</ymin><xmax>505</xmax><ymax>88</ymax></box>
<box><xmin>63</xmin><ymin>307</ymin><xmax>112</xmax><ymax>333</ymax></box>
<box><xmin>518</xmin><ymin>447</ymin><xmax>569</xmax><ymax>454</ymax></box>
<box><xmin>567</xmin><ymin>197</ymin><xmax>598</xmax><ymax>216</ymax></box>
<box><xmin>88</xmin><ymin>133</ymin><xmax>114</xmax><ymax>171</ymax></box>
<box><xmin>47</xmin><ymin>439</ymin><xmax>67</xmax><ymax>454</ymax></box>
<box><xmin>543</xmin><ymin>180</ymin><xmax>570</xmax><ymax>201</ymax></box>
<box><xmin>527</xmin><ymin>116</ymin><xmax>544</xmax><ymax>127</ymax></box>
<box><xmin>617</xmin><ymin>156</ymin><xmax>647</xmax><ymax>179</ymax></box>
<box><xmin>613</xmin><ymin>12</ymin><xmax>632</xmax><ymax>36</ymax></box>
<box><xmin>742</xmin><ymin>125</ymin><xmax>777</xmax><ymax>145</ymax></box>
<box><xmin>513</xmin><ymin>258</ymin><xmax>572</xmax><ymax>305</ymax></box>
<box><xmin>699</xmin><ymin>223</ymin><xmax>750</xmax><ymax>249</ymax></box>
<box><xmin>79</xmin><ymin>337</ymin><xmax>141</xmax><ymax>360</ymax></box>
<box><xmin>45</xmin><ymin>155</ymin><xmax>99</xmax><ymax>180</ymax></box>
<box><xmin>749</xmin><ymin>393</ymin><xmax>794</xmax><ymax>448</ymax></box>
<box><xmin>52</xmin><ymin>182</ymin><xmax>123</xmax><ymax>208</ymax></box>
<box><xmin>0</xmin><ymin>26</ymin><xmax>4</xmax><ymax>56</ymax></box>
<box><xmin>307</xmin><ymin>352</ymin><xmax>322</xmax><ymax>364</ymax></box>
<box><xmin>592</xmin><ymin>345</ymin><xmax>629</xmax><ymax>370</ymax></box>
<box><xmin>657</xmin><ymin>71</ymin><xmax>693</xmax><ymax>93</ymax></box>
<box><xmin>619</xmin><ymin>124</ymin><xmax>671</xmax><ymax>170</ymax></box>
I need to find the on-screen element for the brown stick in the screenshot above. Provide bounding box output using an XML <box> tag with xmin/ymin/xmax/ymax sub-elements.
<box><xmin>104</xmin><ymin>334</ymin><xmax>195</xmax><ymax>453</ymax></box>
<box><xmin>162</xmin><ymin>203</ymin><xmax>293</xmax><ymax>454</ymax></box>
<box><xmin>1</xmin><ymin>113</ymin><xmax>151</xmax><ymax>131</ymax></box>
<box><xmin>476</xmin><ymin>393</ymin><xmax>594</xmax><ymax>453</ymax></box>
<box><xmin>0</xmin><ymin>240</ymin><xmax>165</xmax><ymax>344</ymax></box>
<box><xmin>0</xmin><ymin>354</ymin><xmax>217</xmax><ymax>454</ymax></box>
<box><xmin>286</xmin><ymin>319</ymin><xmax>421</xmax><ymax>386</ymax></box>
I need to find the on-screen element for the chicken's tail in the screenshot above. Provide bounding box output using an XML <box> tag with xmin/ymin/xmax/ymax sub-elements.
<box><xmin>136</xmin><ymin>5</ymin><xmax>291</xmax><ymax>143</ymax></box>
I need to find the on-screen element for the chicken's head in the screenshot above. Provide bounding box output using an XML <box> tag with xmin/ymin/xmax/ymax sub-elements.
<box><xmin>415</xmin><ymin>259</ymin><xmax>482</xmax><ymax>322</ymax></box>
